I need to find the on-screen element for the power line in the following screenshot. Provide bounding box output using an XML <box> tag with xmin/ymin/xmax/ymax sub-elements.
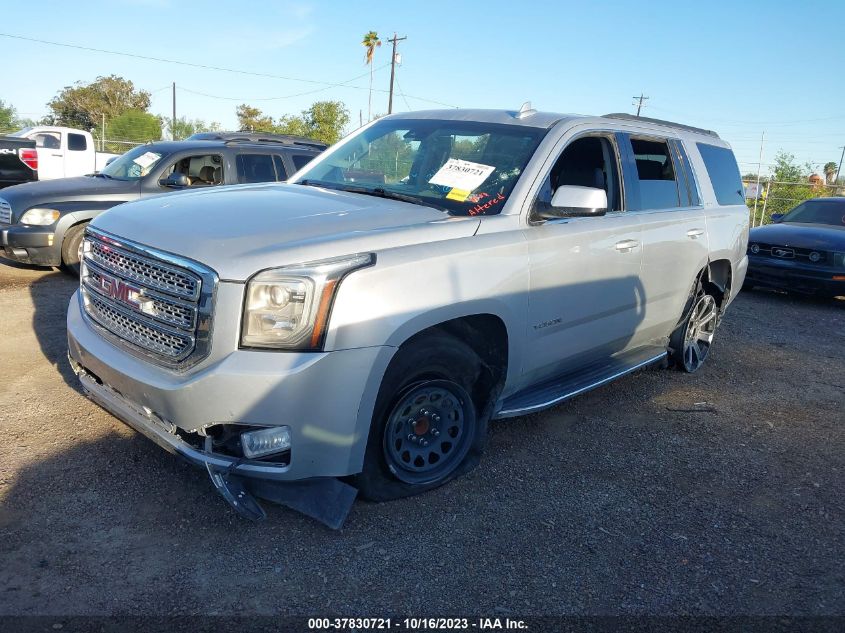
<box><xmin>0</xmin><ymin>32</ymin><xmax>459</xmax><ymax>108</ymax></box>
<box><xmin>177</xmin><ymin>64</ymin><xmax>389</xmax><ymax>102</ymax></box>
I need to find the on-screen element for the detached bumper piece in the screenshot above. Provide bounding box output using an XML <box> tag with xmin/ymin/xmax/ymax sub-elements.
<box><xmin>73</xmin><ymin>358</ymin><xmax>358</xmax><ymax>529</ymax></box>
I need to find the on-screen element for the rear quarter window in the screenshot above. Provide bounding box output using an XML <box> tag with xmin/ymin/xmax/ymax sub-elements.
<box><xmin>696</xmin><ymin>143</ymin><xmax>744</xmax><ymax>206</ymax></box>
<box><xmin>68</xmin><ymin>133</ymin><xmax>87</xmax><ymax>151</ymax></box>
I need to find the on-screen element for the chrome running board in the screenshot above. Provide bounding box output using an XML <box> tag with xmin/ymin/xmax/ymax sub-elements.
<box><xmin>494</xmin><ymin>347</ymin><xmax>667</xmax><ymax>419</ymax></box>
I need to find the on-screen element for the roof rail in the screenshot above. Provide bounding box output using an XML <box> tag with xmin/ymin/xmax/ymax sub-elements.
<box><xmin>187</xmin><ymin>131</ymin><xmax>328</xmax><ymax>148</ymax></box>
<box><xmin>602</xmin><ymin>113</ymin><xmax>719</xmax><ymax>138</ymax></box>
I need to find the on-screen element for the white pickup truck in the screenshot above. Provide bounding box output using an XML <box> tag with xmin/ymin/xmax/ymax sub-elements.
<box><xmin>7</xmin><ymin>126</ymin><xmax>119</xmax><ymax>180</ymax></box>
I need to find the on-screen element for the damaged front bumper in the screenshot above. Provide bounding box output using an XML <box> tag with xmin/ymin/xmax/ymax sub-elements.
<box><xmin>70</xmin><ymin>359</ymin><xmax>357</xmax><ymax>528</ymax></box>
<box><xmin>66</xmin><ymin>290</ymin><xmax>393</xmax><ymax>528</ymax></box>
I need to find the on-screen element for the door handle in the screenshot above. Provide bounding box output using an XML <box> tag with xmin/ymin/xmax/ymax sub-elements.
<box><xmin>615</xmin><ymin>239</ymin><xmax>639</xmax><ymax>252</ymax></box>
<box><xmin>687</xmin><ymin>228</ymin><xmax>705</xmax><ymax>238</ymax></box>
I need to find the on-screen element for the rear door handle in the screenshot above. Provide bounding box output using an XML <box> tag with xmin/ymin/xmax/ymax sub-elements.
<box><xmin>687</xmin><ymin>228</ymin><xmax>705</xmax><ymax>238</ymax></box>
<box><xmin>615</xmin><ymin>239</ymin><xmax>639</xmax><ymax>252</ymax></box>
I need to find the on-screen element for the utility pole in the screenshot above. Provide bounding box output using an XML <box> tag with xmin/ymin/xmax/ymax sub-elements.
<box><xmin>752</xmin><ymin>131</ymin><xmax>766</xmax><ymax>227</ymax></box>
<box><xmin>171</xmin><ymin>82</ymin><xmax>177</xmax><ymax>140</ymax></box>
<box><xmin>836</xmin><ymin>145</ymin><xmax>845</xmax><ymax>184</ymax></box>
<box><xmin>387</xmin><ymin>33</ymin><xmax>407</xmax><ymax>114</ymax></box>
<box><xmin>633</xmin><ymin>93</ymin><xmax>649</xmax><ymax>117</ymax></box>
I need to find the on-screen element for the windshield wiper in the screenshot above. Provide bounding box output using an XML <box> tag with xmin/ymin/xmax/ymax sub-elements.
<box><xmin>297</xmin><ymin>180</ymin><xmax>449</xmax><ymax>212</ymax></box>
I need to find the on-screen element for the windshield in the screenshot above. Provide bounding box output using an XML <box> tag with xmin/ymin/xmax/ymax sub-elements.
<box><xmin>292</xmin><ymin>118</ymin><xmax>546</xmax><ymax>215</ymax></box>
<box><xmin>100</xmin><ymin>145</ymin><xmax>169</xmax><ymax>180</ymax></box>
<box><xmin>781</xmin><ymin>199</ymin><xmax>845</xmax><ymax>226</ymax></box>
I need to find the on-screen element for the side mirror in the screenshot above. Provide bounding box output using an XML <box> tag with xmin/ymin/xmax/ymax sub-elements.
<box><xmin>159</xmin><ymin>172</ymin><xmax>189</xmax><ymax>188</ymax></box>
<box><xmin>770</xmin><ymin>213</ymin><xmax>784</xmax><ymax>223</ymax></box>
<box><xmin>538</xmin><ymin>185</ymin><xmax>608</xmax><ymax>220</ymax></box>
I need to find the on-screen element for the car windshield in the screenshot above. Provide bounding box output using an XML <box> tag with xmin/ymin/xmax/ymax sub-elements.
<box><xmin>100</xmin><ymin>145</ymin><xmax>169</xmax><ymax>180</ymax></box>
<box><xmin>292</xmin><ymin>118</ymin><xmax>546</xmax><ymax>215</ymax></box>
<box><xmin>781</xmin><ymin>199</ymin><xmax>845</xmax><ymax>226</ymax></box>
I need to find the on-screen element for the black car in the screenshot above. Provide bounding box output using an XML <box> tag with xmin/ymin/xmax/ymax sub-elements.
<box><xmin>0</xmin><ymin>134</ymin><xmax>326</xmax><ymax>272</ymax></box>
<box><xmin>745</xmin><ymin>197</ymin><xmax>845</xmax><ymax>298</ymax></box>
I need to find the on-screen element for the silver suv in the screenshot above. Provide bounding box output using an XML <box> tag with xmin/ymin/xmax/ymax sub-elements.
<box><xmin>67</xmin><ymin>107</ymin><xmax>750</xmax><ymax>526</ymax></box>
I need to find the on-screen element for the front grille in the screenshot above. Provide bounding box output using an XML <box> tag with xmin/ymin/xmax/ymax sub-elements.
<box><xmin>89</xmin><ymin>238</ymin><xmax>199</xmax><ymax>299</ymax></box>
<box><xmin>748</xmin><ymin>242</ymin><xmax>829</xmax><ymax>264</ymax></box>
<box><xmin>80</xmin><ymin>228</ymin><xmax>217</xmax><ymax>367</ymax></box>
<box><xmin>0</xmin><ymin>199</ymin><xmax>10</xmax><ymax>224</ymax></box>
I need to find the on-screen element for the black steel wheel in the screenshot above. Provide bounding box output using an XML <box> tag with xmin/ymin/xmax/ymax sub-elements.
<box><xmin>353</xmin><ymin>333</ymin><xmax>492</xmax><ymax>501</ymax></box>
<box><xmin>382</xmin><ymin>379</ymin><xmax>475</xmax><ymax>485</ymax></box>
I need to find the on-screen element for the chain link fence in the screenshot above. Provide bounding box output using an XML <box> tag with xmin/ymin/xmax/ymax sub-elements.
<box><xmin>744</xmin><ymin>179</ymin><xmax>845</xmax><ymax>227</ymax></box>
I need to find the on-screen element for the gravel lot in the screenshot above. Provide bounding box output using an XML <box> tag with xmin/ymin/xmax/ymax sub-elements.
<box><xmin>0</xmin><ymin>262</ymin><xmax>842</xmax><ymax>618</ymax></box>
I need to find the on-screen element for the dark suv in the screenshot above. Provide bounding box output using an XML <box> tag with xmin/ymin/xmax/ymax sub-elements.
<box><xmin>0</xmin><ymin>134</ymin><xmax>326</xmax><ymax>272</ymax></box>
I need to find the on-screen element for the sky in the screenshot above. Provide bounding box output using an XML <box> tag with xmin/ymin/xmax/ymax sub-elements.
<box><xmin>2</xmin><ymin>0</ymin><xmax>844</xmax><ymax>176</ymax></box>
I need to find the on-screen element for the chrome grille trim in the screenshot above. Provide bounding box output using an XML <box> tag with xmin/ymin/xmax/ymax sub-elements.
<box><xmin>79</xmin><ymin>226</ymin><xmax>218</xmax><ymax>368</ymax></box>
<box><xmin>88</xmin><ymin>238</ymin><xmax>200</xmax><ymax>299</ymax></box>
<box><xmin>0</xmin><ymin>198</ymin><xmax>11</xmax><ymax>224</ymax></box>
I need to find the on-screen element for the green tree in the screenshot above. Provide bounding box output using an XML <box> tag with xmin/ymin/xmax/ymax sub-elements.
<box><xmin>47</xmin><ymin>75</ymin><xmax>151</xmax><ymax>130</ymax></box>
<box><xmin>235</xmin><ymin>104</ymin><xmax>275</xmax><ymax>132</ymax></box>
<box><xmin>235</xmin><ymin>101</ymin><xmax>349</xmax><ymax>145</ymax></box>
<box><xmin>0</xmin><ymin>99</ymin><xmax>16</xmax><ymax>132</ymax></box>
<box><xmin>163</xmin><ymin>116</ymin><xmax>221</xmax><ymax>140</ymax></box>
<box><xmin>103</xmin><ymin>110</ymin><xmax>161</xmax><ymax>152</ymax></box>
<box><xmin>362</xmin><ymin>31</ymin><xmax>381</xmax><ymax>121</ymax></box>
<box><xmin>277</xmin><ymin>101</ymin><xmax>350</xmax><ymax>145</ymax></box>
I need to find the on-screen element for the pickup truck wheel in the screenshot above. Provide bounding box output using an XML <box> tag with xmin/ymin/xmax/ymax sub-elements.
<box><xmin>354</xmin><ymin>334</ymin><xmax>489</xmax><ymax>501</ymax></box>
<box><xmin>61</xmin><ymin>223</ymin><xmax>86</xmax><ymax>276</ymax></box>
<box><xmin>669</xmin><ymin>284</ymin><xmax>719</xmax><ymax>373</ymax></box>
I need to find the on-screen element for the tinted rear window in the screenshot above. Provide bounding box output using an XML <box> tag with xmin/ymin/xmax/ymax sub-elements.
<box><xmin>292</xmin><ymin>154</ymin><xmax>314</xmax><ymax>171</ymax></box>
<box><xmin>68</xmin><ymin>133</ymin><xmax>87</xmax><ymax>151</ymax></box>
<box><xmin>236</xmin><ymin>154</ymin><xmax>276</xmax><ymax>184</ymax></box>
<box><xmin>697</xmin><ymin>143</ymin><xmax>744</xmax><ymax>205</ymax></box>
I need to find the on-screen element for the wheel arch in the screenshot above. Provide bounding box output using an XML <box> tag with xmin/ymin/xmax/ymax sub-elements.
<box><xmin>388</xmin><ymin>312</ymin><xmax>510</xmax><ymax>414</ymax></box>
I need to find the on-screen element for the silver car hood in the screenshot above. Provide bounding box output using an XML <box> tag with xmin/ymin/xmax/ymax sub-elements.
<box><xmin>91</xmin><ymin>183</ymin><xmax>480</xmax><ymax>281</ymax></box>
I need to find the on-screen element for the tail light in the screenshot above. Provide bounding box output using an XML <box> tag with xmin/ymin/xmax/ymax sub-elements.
<box><xmin>18</xmin><ymin>148</ymin><xmax>38</xmax><ymax>171</ymax></box>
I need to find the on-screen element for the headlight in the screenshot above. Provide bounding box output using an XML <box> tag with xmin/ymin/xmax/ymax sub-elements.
<box><xmin>241</xmin><ymin>253</ymin><xmax>374</xmax><ymax>350</ymax></box>
<box><xmin>20</xmin><ymin>208</ymin><xmax>60</xmax><ymax>226</ymax></box>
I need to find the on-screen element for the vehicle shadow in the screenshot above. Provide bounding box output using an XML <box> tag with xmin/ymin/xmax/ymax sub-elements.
<box><xmin>28</xmin><ymin>270</ymin><xmax>81</xmax><ymax>393</ymax></box>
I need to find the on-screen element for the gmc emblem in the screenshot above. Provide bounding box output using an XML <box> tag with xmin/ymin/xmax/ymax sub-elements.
<box><xmin>98</xmin><ymin>273</ymin><xmax>142</xmax><ymax>309</ymax></box>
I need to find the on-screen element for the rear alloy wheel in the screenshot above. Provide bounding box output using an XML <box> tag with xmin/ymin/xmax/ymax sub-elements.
<box><xmin>679</xmin><ymin>293</ymin><xmax>719</xmax><ymax>372</ymax></box>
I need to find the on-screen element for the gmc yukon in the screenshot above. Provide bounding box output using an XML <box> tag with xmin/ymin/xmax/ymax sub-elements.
<box><xmin>66</xmin><ymin>107</ymin><xmax>749</xmax><ymax>527</ymax></box>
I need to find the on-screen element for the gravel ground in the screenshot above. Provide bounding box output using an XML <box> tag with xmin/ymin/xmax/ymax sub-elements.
<box><xmin>0</xmin><ymin>262</ymin><xmax>842</xmax><ymax>618</ymax></box>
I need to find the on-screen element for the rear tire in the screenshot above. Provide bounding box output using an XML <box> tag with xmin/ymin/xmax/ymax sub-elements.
<box><xmin>669</xmin><ymin>281</ymin><xmax>720</xmax><ymax>373</ymax></box>
<box><xmin>60</xmin><ymin>223</ymin><xmax>86</xmax><ymax>277</ymax></box>
<box><xmin>353</xmin><ymin>333</ymin><xmax>491</xmax><ymax>502</ymax></box>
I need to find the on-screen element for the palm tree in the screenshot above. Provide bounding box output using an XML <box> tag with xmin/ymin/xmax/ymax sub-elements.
<box><xmin>824</xmin><ymin>161</ymin><xmax>837</xmax><ymax>185</ymax></box>
<box><xmin>362</xmin><ymin>31</ymin><xmax>381</xmax><ymax>122</ymax></box>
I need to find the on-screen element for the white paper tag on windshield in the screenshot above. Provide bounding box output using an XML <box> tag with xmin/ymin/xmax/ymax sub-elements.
<box><xmin>428</xmin><ymin>158</ymin><xmax>495</xmax><ymax>192</ymax></box>
<box><xmin>133</xmin><ymin>151</ymin><xmax>161</xmax><ymax>169</ymax></box>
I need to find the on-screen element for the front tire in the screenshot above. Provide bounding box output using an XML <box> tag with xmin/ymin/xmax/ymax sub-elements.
<box><xmin>353</xmin><ymin>333</ymin><xmax>491</xmax><ymax>501</ymax></box>
<box><xmin>669</xmin><ymin>283</ymin><xmax>720</xmax><ymax>373</ymax></box>
<box><xmin>61</xmin><ymin>223</ymin><xmax>86</xmax><ymax>276</ymax></box>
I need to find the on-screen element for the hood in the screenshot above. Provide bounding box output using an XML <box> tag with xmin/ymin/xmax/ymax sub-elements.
<box><xmin>0</xmin><ymin>176</ymin><xmax>139</xmax><ymax>218</ymax></box>
<box><xmin>749</xmin><ymin>222</ymin><xmax>845</xmax><ymax>250</ymax></box>
<box><xmin>92</xmin><ymin>183</ymin><xmax>481</xmax><ymax>280</ymax></box>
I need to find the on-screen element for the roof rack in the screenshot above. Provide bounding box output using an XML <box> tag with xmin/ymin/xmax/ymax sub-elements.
<box><xmin>187</xmin><ymin>131</ymin><xmax>328</xmax><ymax>149</ymax></box>
<box><xmin>602</xmin><ymin>113</ymin><xmax>719</xmax><ymax>138</ymax></box>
